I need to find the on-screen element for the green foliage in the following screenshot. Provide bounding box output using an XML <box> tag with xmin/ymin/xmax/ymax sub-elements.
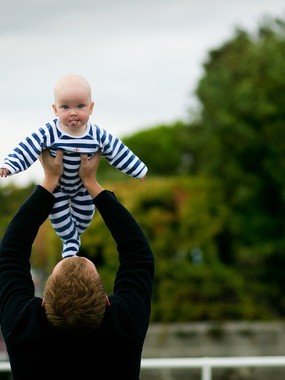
<box><xmin>152</xmin><ymin>261</ymin><xmax>271</xmax><ymax>322</ymax></box>
<box><xmin>188</xmin><ymin>17</ymin><xmax>285</xmax><ymax>314</ymax></box>
<box><xmin>79</xmin><ymin>177</ymin><xmax>273</xmax><ymax>320</ymax></box>
<box><xmin>0</xmin><ymin>183</ymin><xmax>35</xmax><ymax>237</ymax></box>
<box><xmin>0</xmin><ymin>176</ymin><xmax>281</xmax><ymax>321</ymax></box>
<box><xmin>121</xmin><ymin>121</ymin><xmax>193</xmax><ymax>176</ymax></box>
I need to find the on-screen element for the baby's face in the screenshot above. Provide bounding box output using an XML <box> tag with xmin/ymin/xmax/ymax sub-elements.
<box><xmin>52</xmin><ymin>81</ymin><xmax>94</xmax><ymax>135</ymax></box>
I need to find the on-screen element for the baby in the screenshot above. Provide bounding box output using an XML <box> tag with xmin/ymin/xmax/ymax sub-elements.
<box><xmin>0</xmin><ymin>74</ymin><xmax>148</xmax><ymax>257</ymax></box>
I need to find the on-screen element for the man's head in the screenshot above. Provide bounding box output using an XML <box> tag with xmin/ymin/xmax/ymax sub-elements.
<box><xmin>43</xmin><ymin>256</ymin><xmax>107</xmax><ymax>334</ymax></box>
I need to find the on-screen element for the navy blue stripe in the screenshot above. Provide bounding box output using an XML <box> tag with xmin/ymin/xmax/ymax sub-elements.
<box><xmin>45</xmin><ymin>123</ymin><xmax>55</xmax><ymax>142</ymax></box>
<box><xmin>72</xmin><ymin>199</ymin><xmax>94</xmax><ymax>206</ymax></box>
<box><xmin>120</xmin><ymin>154</ymin><xmax>136</xmax><ymax>171</ymax></box>
<box><xmin>56</xmin><ymin>225</ymin><xmax>77</xmax><ymax>237</ymax></box>
<box><xmin>19</xmin><ymin>142</ymin><xmax>38</xmax><ymax>162</ymax></box>
<box><xmin>26</xmin><ymin>137</ymin><xmax>41</xmax><ymax>156</ymax></box>
<box><xmin>51</xmin><ymin>214</ymin><xmax>70</xmax><ymax>225</ymax></box>
<box><xmin>71</xmin><ymin>205</ymin><xmax>94</xmax><ymax>216</ymax></box>
<box><xmin>13</xmin><ymin>147</ymin><xmax>30</xmax><ymax>167</ymax></box>
<box><xmin>31</xmin><ymin>132</ymin><xmax>42</xmax><ymax>146</ymax></box>
<box><xmin>51</xmin><ymin>203</ymin><xmax>70</xmax><ymax>214</ymax></box>
<box><xmin>125</xmin><ymin>159</ymin><xmax>141</xmax><ymax>174</ymax></box>
<box><xmin>104</xmin><ymin>136</ymin><xmax>117</xmax><ymax>154</ymax></box>
<box><xmin>62</xmin><ymin>158</ymin><xmax>80</xmax><ymax>165</ymax></box>
<box><xmin>135</xmin><ymin>166</ymin><xmax>145</xmax><ymax>177</ymax></box>
<box><xmin>112</xmin><ymin>149</ymin><xmax>129</xmax><ymax>167</ymax></box>
<box><xmin>61</xmin><ymin>173</ymin><xmax>81</xmax><ymax>181</ymax></box>
<box><xmin>6</xmin><ymin>157</ymin><xmax>22</xmax><ymax>171</ymax></box>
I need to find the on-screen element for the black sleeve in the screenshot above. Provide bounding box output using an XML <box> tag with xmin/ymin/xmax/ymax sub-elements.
<box><xmin>94</xmin><ymin>190</ymin><xmax>155</xmax><ymax>337</ymax></box>
<box><xmin>0</xmin><ymin>185</ymin><xmax>55</xmax><ymax>337</ymax></box>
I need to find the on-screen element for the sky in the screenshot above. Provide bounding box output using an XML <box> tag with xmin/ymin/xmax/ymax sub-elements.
<box><xmin>1</xmin><ymin>0</ymin><xmax>285</xmax><ymax>185</ymax></box>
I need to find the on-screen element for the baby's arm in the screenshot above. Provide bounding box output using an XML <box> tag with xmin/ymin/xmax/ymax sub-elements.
<box><xmin>97</xmin><ymin>126</ymin><xmax>148</xmax><ymax>179</ymax></box>
<box><xmin>0</xmin><ymin>168</ymin><xmax>11</xmax><ymax>178</ymax></box>
<box><xmin>1</xmin><ymin>128</ymin><xmax>48</xmax><ymax>175</ymax></box>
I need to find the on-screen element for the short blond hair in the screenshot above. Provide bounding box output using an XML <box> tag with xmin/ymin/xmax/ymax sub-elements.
<box><xmin>43</xmin><ymin>257</ymin><xmax>106</xmax><ymax>334</ymax></box>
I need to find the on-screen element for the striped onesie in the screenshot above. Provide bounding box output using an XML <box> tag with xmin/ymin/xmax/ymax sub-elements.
<box><xmin>1</xmin><ymin>118</ymin><xmax>148</xmax><ymax>257</ymax></box>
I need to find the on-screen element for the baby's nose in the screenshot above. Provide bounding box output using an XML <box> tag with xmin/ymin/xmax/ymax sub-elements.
<box><xmin>70</xmin><ymin>108</ymin><xmax>77</xmax><ymax>115</ymax></box>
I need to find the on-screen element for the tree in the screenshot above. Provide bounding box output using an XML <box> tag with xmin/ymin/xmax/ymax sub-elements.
<box><xmin>122</xmin><ymin>121</ymin><xmax>192</xmax><ymax>176</ymax></box>
<box><xmin>189</xmin><ymin>18</ymin><xmax>285</xmax><ymax>314</ymax></box>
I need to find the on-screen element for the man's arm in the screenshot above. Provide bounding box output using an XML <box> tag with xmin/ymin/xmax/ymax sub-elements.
<box><xmin>0</xmin><ymin>150</ymin><xmax>63</xmax><ymax>337</ymax></box>
<box><xmin>80</xmin><ymin>154</ymin><xmax>154</xmax><ymax>337</ymax></box>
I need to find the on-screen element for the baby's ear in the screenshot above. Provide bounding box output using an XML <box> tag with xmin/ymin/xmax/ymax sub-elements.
<box><xmin>89</xmin><ymin>101</ymin><xmax>95</xmax><ymax>114</ymax></box>
<box><xmin>52</xmin><ymin>104</ymin><xmax>58</xmax><ymax>115</ymax></box>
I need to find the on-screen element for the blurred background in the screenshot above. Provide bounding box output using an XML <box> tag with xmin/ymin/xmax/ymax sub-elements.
<box><xmin>1</xmin><ymin>1</ymin><xmax>285</xmax><ymax>379</ymax></box>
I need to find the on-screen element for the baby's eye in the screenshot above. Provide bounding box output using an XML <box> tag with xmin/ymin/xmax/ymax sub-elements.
<box><xmin>78</xmin><ymin>104</ymin><xmax>85</xmax><ymax>109</ymax></box>
<box><xmin>61</xmin><ymin>105</ymin><xmax>69</xmax><ymax>109</ymax></box>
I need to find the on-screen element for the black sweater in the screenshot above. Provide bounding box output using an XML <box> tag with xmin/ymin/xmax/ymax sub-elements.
<box><xmin>0</xmin><ymin>186</ymin><xmax>154</xmax><ymax>380</ymax></box>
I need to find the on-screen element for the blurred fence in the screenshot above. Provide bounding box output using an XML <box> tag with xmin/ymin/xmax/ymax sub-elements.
<box><xmin>1</xmin><ymin>356</ymin><xmax>285</xmax><ymax>380</ymax></box>
<box><xmin>141</xmin><ymin>356</ymin><xmax>285</xmax><ymax>380</ymax></box>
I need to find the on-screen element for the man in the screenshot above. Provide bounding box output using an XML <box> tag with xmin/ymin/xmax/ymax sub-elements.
<box><xmin>0</xmin><ymin>150</ymin><xmax>154</xmax><ymax>380</ymax></box>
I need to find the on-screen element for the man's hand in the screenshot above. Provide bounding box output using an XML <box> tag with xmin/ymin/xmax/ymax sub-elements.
<box><xmin>79</xmin><ymin>153</ymin><xmax>104</xmax><ymax>198</ymax></box>
<box><xmin>39</xmin><ymin>149</ymin><xmax>63</xmax><ymax>193</ymax></box>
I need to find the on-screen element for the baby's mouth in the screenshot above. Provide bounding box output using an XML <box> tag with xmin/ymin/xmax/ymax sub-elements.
<box><xmin>69</xmin><ymin>120</ymin><xmax>79</xmax><ymax>127</ymax></box>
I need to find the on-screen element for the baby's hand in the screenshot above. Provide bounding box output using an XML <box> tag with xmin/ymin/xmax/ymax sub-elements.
<box><xmin>141</xmin><ymin>174</ymin><xmax>147</xmax><ymax>182</ymax></box>
<box><xmin>0</xmin><ymin>168</ymin><xmax>11</xmax><ymax>178</ymax></box>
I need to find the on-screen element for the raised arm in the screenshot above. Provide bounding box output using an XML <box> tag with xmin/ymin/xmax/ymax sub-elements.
<box><xmin>0</xmin><ymin>149</ymin><xmax>63</xmax><ymax>336</ymax></box>
<box><xmin>80</xmin><ymin>153</ymin><xmax>154</xmax><ymax>337</ymax></box>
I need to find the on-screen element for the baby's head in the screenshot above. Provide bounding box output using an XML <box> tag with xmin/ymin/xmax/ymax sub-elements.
<box><xmin>53</xmin><ymin>74</ymin><xmax>92</xmax><ymax>103</ymax></box>
<box><xmin>52</xmin><ymin>74</ymin><xmax>94</xmax><ymax>133</ymax></box>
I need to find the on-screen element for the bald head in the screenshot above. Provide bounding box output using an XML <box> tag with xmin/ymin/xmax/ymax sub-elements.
<box><xmin>54</xmin><ymin>74</ymin><xmax>92</xmax><ymax>102</ymax></box>
<box><xmin>52</xmin><ymin>74</ymin><xmax>94</xmax><ymax>133</ymax></box>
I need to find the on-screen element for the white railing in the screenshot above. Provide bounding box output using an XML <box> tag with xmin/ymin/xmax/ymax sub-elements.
<box><xmin>1</xmin><ymin>356</ymin><xmax>285</xmax><ymax>379</ymax></box>
<box><xmin>0</xmin><ymin>361</ymin><xmax>10</xmax><ymax>370</ymax></box>
<box><xmin>141</xmin><ymin>356</ymin><xmax>285</xmax><ymax>380</ymax></box>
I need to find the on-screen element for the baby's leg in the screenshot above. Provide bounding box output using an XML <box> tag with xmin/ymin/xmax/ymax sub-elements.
<box><xmin>70</xmin><ymin>189</ymin><xmax>95</xmax><ymax>237</ymax></box>
<box><xmin>49</xmin><ymin>189</ymin><xmax>82</xmax><ymax>258</ymax></box>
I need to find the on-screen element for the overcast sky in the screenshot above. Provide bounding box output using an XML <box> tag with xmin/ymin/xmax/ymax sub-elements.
<box><xmin>1</xmin><ymin>0</ymin><xmax>285</xmax><ymax>185</ymax></box>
